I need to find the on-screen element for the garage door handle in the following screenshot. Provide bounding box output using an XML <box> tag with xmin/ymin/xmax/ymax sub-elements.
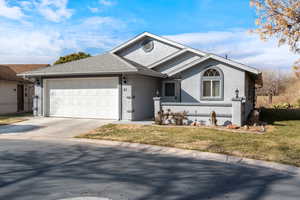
<box><xmin>127</xmin><ymin>110</ymin><xmax>135</xmax><ymax>113</ymax></box>
<box><xmin>126</xmin><ymin>96</ymin><xmax>135</xmax><ymax>99</ymax></box>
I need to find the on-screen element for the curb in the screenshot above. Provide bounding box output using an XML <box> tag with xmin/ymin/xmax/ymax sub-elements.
<box><xmin>69</xmin><ymin>138</ymin><xmax>300</xmax><ymax>175</ymax></box>
<box><xmin>1</xmin><ymin>135</ymin><xmax>300</xmax><ymax>175</ymax></box>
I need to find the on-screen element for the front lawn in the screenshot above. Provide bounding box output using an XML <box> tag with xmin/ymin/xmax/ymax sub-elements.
<box><xmin>78</xmin><ymin>108</ymin><xmax>300</xmax><ymax>166</ymax></box>
<box><xmin>0</xmin><ymin>113</ymin><xmax>32</xmax><ymax>125</ymax></box>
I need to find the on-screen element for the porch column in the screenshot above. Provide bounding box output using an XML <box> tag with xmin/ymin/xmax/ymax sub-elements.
<box><xmin>33</xmin><ymin>77</ymin><xmax>42</xmax><ymax>117</ymax></box>
<box><xmin>153</xmin><ymin>97</ymin><xmax>162</xmax><ymax>119</ymax></box>
<box><xmin>231</xmin><ymin>97</ymin><xmax>244</xmax><ymax>126</ymax></box>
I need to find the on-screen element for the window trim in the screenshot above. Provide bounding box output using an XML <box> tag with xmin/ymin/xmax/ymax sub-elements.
<box><xmin>200</xmin><ymin>67</ymin><xmax>224</xmax><ymax>101</ymax></box>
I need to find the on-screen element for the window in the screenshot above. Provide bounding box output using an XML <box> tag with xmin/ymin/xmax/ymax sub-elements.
<box><xmin>141</xmin><ymin>39</ymin><xmax>154</xmax><ymax>52</ymax></box>
<box><xmin>201</xmin><ymin>68</ymin><xmax>223</xmax><ymax>99</ymax></box>
<box><xmin>164</xmin><ymin>82</ymin><xmax>175</xmax><ymax>97</ymax></box>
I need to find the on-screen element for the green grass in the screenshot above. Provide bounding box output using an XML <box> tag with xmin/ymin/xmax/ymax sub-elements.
<box><xmin>0</xmin><ymin>112</ymin><xmax>32</xmax><ymax>125</ymax></box>
<box><xmin>78</xmin><ymin>108</ymin><xmax>300</xmax><ymax>166</ymax></box>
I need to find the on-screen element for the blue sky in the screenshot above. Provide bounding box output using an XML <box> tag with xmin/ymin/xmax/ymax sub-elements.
<box><xmin>0</xmin><ymin>0</ymin><xmax>298</xmax><ymax>70</ymax></box>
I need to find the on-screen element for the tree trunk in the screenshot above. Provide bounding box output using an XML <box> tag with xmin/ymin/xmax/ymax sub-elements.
<box><xmin>268</xmin><ymin>93</ymin><xmax>273</xmax><ymax>104</ymax></box>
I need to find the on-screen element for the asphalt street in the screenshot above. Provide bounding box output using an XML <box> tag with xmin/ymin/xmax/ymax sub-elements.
<box><xmin>0</xmin><ymin>139</ymin><xmax>300</xmax><ymax>200</ymax></box>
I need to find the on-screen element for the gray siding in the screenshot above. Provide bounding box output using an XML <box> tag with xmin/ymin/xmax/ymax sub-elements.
<box><xmin>0</xmin><ymin>80</ymin><xmax>34</xmax><ymax>114</ymax></box>
<box><xmin>180</xmin><ymin>59</ymin><xmax>246</xmax><ymax>103</ymax></box>
<box><xmin>0</xmin><ymin>81</ymin><xmax>18</xmax><ymax>114</ymax></box>
<box><xmin>118</xmin><ymin>39</ymin><xmax>181</xmax><ymax>67</ymax></box>
<box><xmin>121</xmin><ymin>75</ymin><xmax>134</xmax><ymax>121</ymax></box>
<box><xmin>161</xmin><ymin>102</ymin><xmax>233</xmax><ymax>126</ymax></box>
<box><xmin>129</xmin><ymin>75</ymin><xmax>160</xmax><ymax>120</ymax></box>
<box><xmin>154</xmin><ymin>52</ymin><xmax>201</xmax><ymax>74</ymax></box>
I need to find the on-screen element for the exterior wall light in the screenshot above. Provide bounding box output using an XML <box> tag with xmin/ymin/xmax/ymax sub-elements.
<box><xmin>156</xmin><ymin>90</ymin><xmax>160</xmax><ymax>97</ymax></box>
<box><xmin>36</xmin><ymin>79</ymin><xmax>40</xmax><ymax>86</ymax></box>
<box><xmin>122</xmin><ymin>76</ymin><xmax>127</xmax><ymax>84</ymax></box>
<box><xmin>235</xmin><ymin>88</ymin><xmax>239</xmax><ymax>99</ymax></box>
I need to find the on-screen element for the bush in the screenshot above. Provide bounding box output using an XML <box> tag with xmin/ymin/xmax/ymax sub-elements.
<box><xmin>273</xmin><ymin>102</ymin><xmax>292</xmax><ymax>109</ymax></box>
<box><xmin>297</xmin><ymin>99</ymin><xmax>300</xmax><ymax>107</ymax></box>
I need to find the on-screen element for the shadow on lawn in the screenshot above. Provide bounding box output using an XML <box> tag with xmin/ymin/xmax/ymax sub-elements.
<box><xmin>261</xmin><ymin>108</ymin><xmax>300</xmax><ymax>125</ymax></box>
<box><xmin>0</xmin><ymin>140</ymin><xmax>298</xmax><ymax>200</ymax></box>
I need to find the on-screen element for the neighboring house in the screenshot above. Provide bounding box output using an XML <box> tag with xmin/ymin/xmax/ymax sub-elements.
<box><xmin>0</xmin><ymin>64</ymin><xmax>49</xmax><ymax>114</ymax></box>
<box><xmin>19</xmin><ymin>32</ymin><xmax>262</xmax><ymax>126</ymax></box>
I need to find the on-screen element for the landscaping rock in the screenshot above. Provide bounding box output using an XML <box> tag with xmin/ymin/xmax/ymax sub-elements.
<box><xmin>227</xmin><ymin>124</ymin><xmax>240</xmax><ymax>129</ymax></box>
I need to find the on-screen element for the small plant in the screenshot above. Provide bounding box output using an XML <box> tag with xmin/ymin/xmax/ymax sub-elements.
<box><xmin>155</xmin><ymin>110</ymin><xmax>164</xmax><ymax>125</ymax></box>
<box><xmin>273</xmin><ymin>102</ymin><xmax>292</xmax><ymax>109</ymax></box>
<box><xmin>164</xmin><ymin>109</ymin><xmax>172</xmax><ymax>124</ymax></box>
<box><xmin>209</xmin><ymin>111</ymin><xmax>217</xmax><ymax>126</ymax></box>
<box><xmin>171</xmin><ymin>111</ymin><xmax>188</xmax><ymax>125</ymax></box>
<box><xmin>296</xmin><ymin>99</ymin><xmax>300</xmax><ymax>108</ymax></box>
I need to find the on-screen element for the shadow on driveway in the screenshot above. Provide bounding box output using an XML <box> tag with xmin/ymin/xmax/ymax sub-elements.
<box><xmin>0</xmin><ymin>140</ymin><xmax>299</xmax><ymax>200</ymax></box>
<box><xmin>0</xmin><ymin>125</ymin><xmax>43</xmax><ymax>134</ymax></box>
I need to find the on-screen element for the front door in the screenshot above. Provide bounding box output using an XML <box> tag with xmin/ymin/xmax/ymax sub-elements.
<box><xmin>17</xmin><ymin>84</ymin><xmax>24</xmax><ymax>112</ymax></box>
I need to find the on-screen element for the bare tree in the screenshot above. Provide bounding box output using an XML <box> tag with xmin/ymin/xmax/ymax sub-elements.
<box><xmin>256</xmin><ymin>69</ymin><xmax>292</xmax><ymax>103</ymax></box>
<box><xmin>250</xmin><ymin>0</ymin><xmax>300</xmax><ymax>78</ymax></box>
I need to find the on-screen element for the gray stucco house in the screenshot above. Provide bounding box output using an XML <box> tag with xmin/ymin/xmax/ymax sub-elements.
<box><xmin>19</xmin><ymin>32</ymin><xmax>262</xmax><ymax>126</ymax></box>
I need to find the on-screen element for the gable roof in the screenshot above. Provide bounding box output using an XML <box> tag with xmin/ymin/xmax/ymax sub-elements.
<box><xmin>168</xmin><ymin>54</ymin><xmax>260</xmax><ymax>76</ymax></box>
<box><xmin>19</xmin><ymin>53</ymin><xmax>165</xmax><ymax>78</ymax></box>
<box><xmin>111</xmin><ymin>32</ymin><xmax>261</xmax><ymax>76</ymax></box>
<box><xmin>111</xmin><ymin>32</ymin><xmax>207</xmax><ymax>56</ymax></box>
<box><xmin>19</xmin><ymin>32</ymin><xmax>261</xmax><ymax>79</ymax></box>
<box><xmin>0</xmin><ymin>64</ymin><xmax>49</xmax><ymax>82</ymax></box>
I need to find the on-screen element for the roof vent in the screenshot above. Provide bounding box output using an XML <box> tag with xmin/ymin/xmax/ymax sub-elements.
<box><xmin>141</xmin><ymin>39</ymin><xmax>154</xmax><ymax>53</ymax></box>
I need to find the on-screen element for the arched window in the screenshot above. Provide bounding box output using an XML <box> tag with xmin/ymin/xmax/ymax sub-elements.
<box><xmin>201</xmin><ymin>68</ymin><xmax>223</xmax><ymax>99</ymax></box>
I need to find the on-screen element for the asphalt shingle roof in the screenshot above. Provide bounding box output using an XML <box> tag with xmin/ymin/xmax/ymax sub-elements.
<box><xmin>0</xmin><ymin>64</ymin><xmax>48</xmax><ymax>81</ymax></box>
<box><xmin>19</xmin><ymin>53</ymin><xmax>165</xmax><ymax>78</ymax></box>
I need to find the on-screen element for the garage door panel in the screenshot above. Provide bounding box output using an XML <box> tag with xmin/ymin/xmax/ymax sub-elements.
<box><xmin>45</xmin><ymin>77</ymin><xmax>119</xmax><ymax>119</ymax></box>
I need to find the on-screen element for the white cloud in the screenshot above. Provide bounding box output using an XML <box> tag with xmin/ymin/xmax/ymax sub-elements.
<box><xmin>36</xmin><ymin>0</ymin><xmax>73</xmax><ymax>22</ymax></box>
<box><xmin>88</xmin><ymin>6</ymin><xmax>99</xmax><ymax>13</ymax></box>
<box><xmin>165</xmin><ymin>30</ymin><xmax>299</xmax><ymax>70</ymax></box>
<box><xmin>99</xmin><ymin>0</ymin><xmax>115</xmax><ymax>6</ymax></box>
<box><xmin>82</xmin><ymin>16</ymin><xmax>124</xmax><ymax>29</ymax></box>
<box><xmin>0</xmin><ymin>15</ymin><xmax>128</xmax><ymax>64</ymax></box>
<box><xmin>0</xmin><ymin>0</ymin><xmax>24</xmax><ymax>20</ymax></box>
<box><xmin>88</xmin><ymin>0</ymin><xmax>116</xmax><ymax>13</ymax></box>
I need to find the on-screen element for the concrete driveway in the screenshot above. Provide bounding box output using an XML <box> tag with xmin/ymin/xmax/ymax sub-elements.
<box><xmin>0</xmin><ymin>117</ymin><xmax>113</xmax><ymax>139</ymax></box>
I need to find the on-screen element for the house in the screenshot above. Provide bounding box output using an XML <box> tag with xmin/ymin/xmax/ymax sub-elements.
<box><xmin>19</xmin><ymin>32</ymin><xmax>262</xmax><ymax>126</ymax></box>
<box><xmin>0</xmin><ymin>64</ymin><xmax>49</xmax><ymax>114</ymax></box>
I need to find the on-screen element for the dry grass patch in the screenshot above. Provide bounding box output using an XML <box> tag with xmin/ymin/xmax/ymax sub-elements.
<box><xmin>0</xmin><ymin>113</ymin><xmax>32</xmax><ymax>126</ymax></box>
<box><xmin>78</xmin><ymin>109</ymin><xmax>300</xmax><ymax>166</ymax></box>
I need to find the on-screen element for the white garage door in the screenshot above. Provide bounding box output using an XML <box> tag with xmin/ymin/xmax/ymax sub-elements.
<box><xmin>45</xmin><ymin>77</ymin><xmax>119</xmax><ymax>119</ymax></box>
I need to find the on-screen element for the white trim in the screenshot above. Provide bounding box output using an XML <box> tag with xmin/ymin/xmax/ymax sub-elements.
<box><xmin>162</xmin><ymin>80</ymin><xmax>180</xmax><ymax>102</ymax></box>
<box><xmin>168</xmin><ymin>55</ymin><xmax>261</xmax><ymax>77</ymax></box>
<box><xmin>168</xmin><ymin>56</ymin><xmax>210</xmax><ymax>77</ymax></box>
<box><xmin>110</xmin><ymin>32</ymin><xmax>260</xmax><ymax>76</ymax></box>
<box><xmin>110</xmin><ymin>32</ymin><xmax>186</xmax><ymax>54</ymax></box>
<box><xmin>148</xmin><ymin>49</ymin><xmax>189</xmax><ymax>69</ymax></box>
<box><xmin>185</xmin><ymin>47</ymin><xmax>207</xmax><ymax>57</ymax></box>
<box><xmin>200</xmin><ymin>66</ymin><xmax>224</xmax><ymax>101</ymax></box>
<box><xmin>209</xmin><ymin>54</ymin><xmax>260</xmax><ymax>75</ymax></box>
<box><xmin>202</xmin><ymin>80</ymin><xmax>221</xmax><ymax>98</ymax></box>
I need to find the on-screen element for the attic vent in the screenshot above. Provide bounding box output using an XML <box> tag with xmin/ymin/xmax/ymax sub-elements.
<box><xmin>141</xmin><ymin>39</ymin><xmax>154</xmax><ymax>52</ymax></box>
